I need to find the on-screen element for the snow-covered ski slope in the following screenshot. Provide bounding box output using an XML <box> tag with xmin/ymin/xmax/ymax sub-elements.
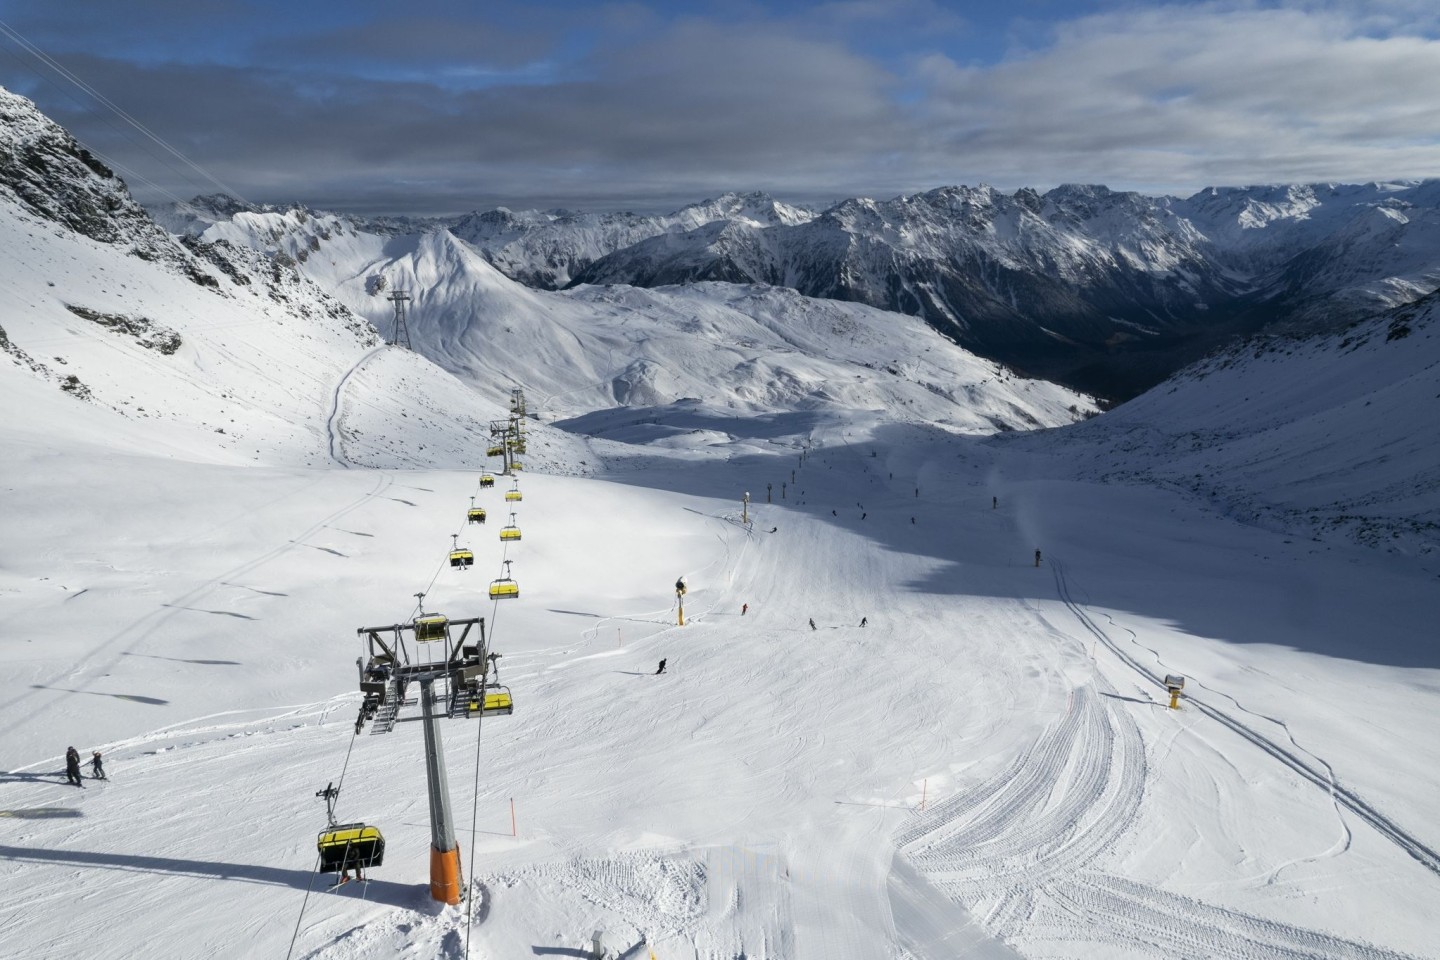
<box><xmin>4</xmin><ymin>396</ymin><xmax>1440</xmax><ymax>960</ymax></box>
<box><xmin>4</xmin><ymin>89</ymin><xmax>1440</xmax><ymax>960</ymax></box>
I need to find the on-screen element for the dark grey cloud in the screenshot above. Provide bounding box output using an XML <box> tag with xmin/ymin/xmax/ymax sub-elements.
<box><xmin>255</xmin><ymin>17</ymin><xmax>558</xmax><ymax>74</ymax></box>
<box><xmin>3</xmin><ymin>2</ymin><xmax>1440</xmax><ymax>214</ymax></box>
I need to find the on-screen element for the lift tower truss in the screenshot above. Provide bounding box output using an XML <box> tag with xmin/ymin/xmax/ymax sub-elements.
<box><xmin>354</xmin><ymin>614</ymin><xmax>512</xmax><ymax>904</ymax></box>
<box><xmin>386</xmin><ymin>290</ymin><xmax>413</xmax><ymax>350</ymax></box>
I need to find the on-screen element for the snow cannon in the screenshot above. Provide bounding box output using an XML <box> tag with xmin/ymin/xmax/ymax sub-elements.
<box><xmin>1164</xmin><ymin>675</ymin><xmax>1185</xmax><ymax>710</ymax></box>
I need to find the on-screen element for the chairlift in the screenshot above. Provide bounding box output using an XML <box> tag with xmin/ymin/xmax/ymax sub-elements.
<box><xmin>505</xmin><ymin>486</ymin><xmax>523</xmax><ymax>502</ymax></box>
<box><xmin>487</xmin><ymin>445</ymin><xmax>504</xmax><ymax>457</ymax></box>
<box><xmin>448</xmin><ymin>534</ymin><xmax>474</xmax><ymax>569</ymax></box>
<box><xmin>468</xmin><ymin>689</ymin><xmax>514</xmax><ymax>715</ymax></box>
<box><xmin>511</xmin><ymin>461</ymin><xmax>524</xmax><ymax>471</ymax></box>
<box><xmin>467</xmin><ymin>498</ymin><xmax>487</xmax><ymax>524</ymax></box>
<box><xmin>466</xmin><ymin>651</ymin><xmax>513</xmax><ymax>715</ymax></box>
<box><xmin>479</xmin><ymin>474</ymin><xmax>496</xmax><ymax>488</ymax></box>
<box><xmin>488</xmin><ymin>559</ymin><xmax>519</xmax><ymax>600</ymax></box>
<box><xmin>415</xmin><ymin>613</ymin><xmax>449</xmax><ymax>643</ymax></box>
<box><xmin>513</xmin><ymin>440</ymin><xmax>527</xmax><ymax>454</ymax></box>
<box><xmin>313</xmin><ymin>782</ymin><xmax>384</xmax><ymax>874</ymax></box>
<box><xmin>499</xmin><ymin>514</ymin><xmax>521</xmax><ymax>542</ymax></box>
<box><xmin>317</xmin><ymin>823</ymin><xmax>386</xmax><ymax>873</ymax></box>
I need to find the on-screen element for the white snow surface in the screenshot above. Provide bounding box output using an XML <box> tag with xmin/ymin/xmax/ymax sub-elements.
<box><xmin>4</xmin><ymin>92</ymin><xmax>1440</xmax><ymax>960</ymax></box>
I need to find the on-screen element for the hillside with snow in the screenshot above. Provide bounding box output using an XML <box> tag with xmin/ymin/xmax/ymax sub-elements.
<box><xmin>190</xmin><ymin>205</ymin><xmax>1095</xmax><ymax>433</ymax></box>
<box><xmin>4</xmin><ymin>86</ymin><xmax>1440</xmax><ymax>960</ymax></box>
<box><xmin>161</xmin><ymin>179</ymin><xmax>1440</xmax><ymax>400</ymax></box>
<box><xmin>1021</xmin><ymin>290</ymin><xmax>1440</xmax><ymax>558</ymax></box>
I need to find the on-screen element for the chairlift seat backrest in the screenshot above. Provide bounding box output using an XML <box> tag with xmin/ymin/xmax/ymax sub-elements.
<box><xmin>468</xmin><ymin>690</ymin><xmax>513</xmax><ymax>716</ymax></box>
<box><xmin>415</xmin><ymin>615</ymin><xmax>448</xmax><ymax>642</ymax></box>
<box><xmin>317</xmin><ymin>823</ymin><xmax>385</xmax><ymax>872</ymax></box>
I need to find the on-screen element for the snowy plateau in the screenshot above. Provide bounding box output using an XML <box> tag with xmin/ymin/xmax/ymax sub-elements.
<box><xmin>3</xmin><ymin>84</ymin><xmax>1440</xmax><ymax>960</ymax></box>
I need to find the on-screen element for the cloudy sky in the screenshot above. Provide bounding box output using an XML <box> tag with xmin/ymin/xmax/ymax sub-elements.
<box><xmin>1</xmin><ymin>0</ymin><xmax>1437</xmax><ymax>215</ymax></box>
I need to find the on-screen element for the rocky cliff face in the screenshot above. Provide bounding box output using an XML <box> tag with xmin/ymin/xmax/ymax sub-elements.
<box><xmin>0</xmin><ymin>86</ymin><xmax>183</xmax><ymax>260</ymax></box>
<box><xmin>0</xmin><ymin>86</ymin><xmax>377</xmax><ymax>411</ymax></box>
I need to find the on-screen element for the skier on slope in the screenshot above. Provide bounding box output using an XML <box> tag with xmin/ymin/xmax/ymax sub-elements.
<box><xmin>90</xmin><ymin>751</ymin><xmax>106</xmax><ymax>780</ymax></box>
<box><xmin>65</xmin><ymin>746</ymin><xmax>82</xmax><ymax>787</ymax></box>
<box><xmin>1035</xmin><ymin>549</ymin><xmax>1042</xmax><ymax>567</ymax></box>
<box><xmin>860</xmin><ymin>617</ymin><xmax>867</xmax><ymax>627</ymax></box>
<box><xmin>655</xmin><ymin>658</ymin><xmax>667</xmax><ymax>675</ymax></box>
<box><xmin>809</xmin><ymin>618</ymin><xmax>817</xmax><ymax>631</ymax></box>
<box><xmin>742</xmin><ymin>603</ymin><xmax>748</xmax><ymax>616</ymax></box>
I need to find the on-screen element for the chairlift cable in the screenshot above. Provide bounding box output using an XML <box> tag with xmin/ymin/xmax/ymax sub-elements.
<box><xmin>0</xmin><ymin>17</ymin><xmax>249</xmax><ymax>204</ymax></box>
<box><xmin>282</xmin><ymin>852</ymin><xmax>325</xmax><ymax>960</ymax></box>
<box><xmin>0</xmin><ymin>39</ymin><xmax>214</xmax><ymax>217</ymax></box>
<box><xmin>462</xmin><ymin>642</ymin><xmax>491</xmax><ymax>959</ymax></box>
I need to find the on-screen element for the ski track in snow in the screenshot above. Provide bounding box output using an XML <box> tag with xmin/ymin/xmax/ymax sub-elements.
<box><xmin>327</xmin><ymin>345</ymin><xmax>387</xmax><ymax>467</ymax></box>
<box><xmin>1050</xmin><ymin>560</ymin><xmax>1440</xmax><ymax>881</ymax></box>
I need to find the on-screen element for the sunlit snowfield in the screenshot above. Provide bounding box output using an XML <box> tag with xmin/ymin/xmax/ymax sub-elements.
<box><xmin>3</xmin><ymin>390</ymin><xmax>1438</xmax><ymax>959</ymax></box>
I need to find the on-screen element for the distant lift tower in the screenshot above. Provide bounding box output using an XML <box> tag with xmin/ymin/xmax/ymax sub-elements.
<box><xmin>387</xmin><ymin>290</ymin><xmax>413</xmax><ymax>350</ymax></box>
<box><xmin>488</xmin><ymin>390</ymin><xmax>528</xmax><ymax>475</ymax></box>
<box><xmin>354</xmin><ymin>605</ymin><xmax>513</xmax><ymax>904</ymax></box>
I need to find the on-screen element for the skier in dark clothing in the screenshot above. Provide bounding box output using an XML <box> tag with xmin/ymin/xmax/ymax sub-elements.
<box><xmin>809</xmin><ymin>618</ymin><xmax>817</xmax><ymax>631</ymax></box>
<box><xmin>1035</xmin><ymin>549</ymin><xmax>1042</xmax><ymax>567</ymax></box>
<box><xmin>992</xmin><ymin>496</ymin><xmax>997</xmax><ymax>509</ymax></box>
<box><xmin>90</xmin><ymin>751</ymin><xmax>106</xmax><ymax>780</ymax></box>
<box><xmin>742</xmin><ymin>603</ymin><xmax>748</xmax><ymax>616</ymax></box>
<box><xmin>861</xmin><ymin>513</ymin><xmax>866</xmax><ymax>520</ymax></box>
<box><xmin>655</xmin><ymin>659</ymin><xmax>667</xmax><ymax>675</ymax></box>
<box><xmin>65</xmin><ymin>746</ymin><xmax>82</xmax><ymax>786</ymax></box>
<box><xmin>860</xmin><ymin>617</ymin><xmax>868</xmax><ymax>627</ymax></box>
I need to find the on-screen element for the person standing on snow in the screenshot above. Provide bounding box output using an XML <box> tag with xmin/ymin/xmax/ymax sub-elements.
<box><xmin>65</xmin><ymin>746</ymin><xmax>82</xmax><ymax>786</ymax></box>
<box><xmin>655</xmin><ymin>658</ymin><xmax>667</xmax><ymax>675</ymax></box>
<box><xmin>1035</xmin><ymin>549</ymin><xmax>1042</xmax><ymax>567</ymax></box>
<box><xmin>90</xmin><ymin>751</ymin><xmax>106</xmax><ymax>780</ymax></box>
<box><xmin>809</xmin><ymin>618</ymin><xmax>817</xmax><ymax>631</ymax></box>
<box><xmin>860</xmin><ymin>617</ymin><xmax>867</xmax><ymax>627</ymax></box>
<box><xmin>742</xmin><ymin>603</ymin><xmax>748</xmax><ymax>616</ymax></box>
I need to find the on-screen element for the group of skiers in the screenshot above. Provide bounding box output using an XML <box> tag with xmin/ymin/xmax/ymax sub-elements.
<box><xmin>64</xmin><ymin>746</ymin><xmax>104</xmax><ymax>786</ymax></box>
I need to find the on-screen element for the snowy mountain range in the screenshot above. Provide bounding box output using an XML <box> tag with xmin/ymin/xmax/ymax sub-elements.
<box><xmin>155</xmin><ymin>178</ymin><xmax>1440</xmax><ymax>400</ymax></box>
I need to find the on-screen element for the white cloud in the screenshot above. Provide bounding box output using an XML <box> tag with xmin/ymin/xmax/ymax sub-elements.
<box><xmin>908</xmin><ymin>3</ymin><xmax>1440</xmax><ymax>191</ymax></box>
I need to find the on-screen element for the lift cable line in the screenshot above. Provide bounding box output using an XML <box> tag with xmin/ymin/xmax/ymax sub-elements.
<box><xmin>291</xmin><ymin>411</ymin><xmax>526</xmax><ymax>955</ymax></box>
<box><xmin>0</xmin><ymin>41</ymin><xmax>217</xmax><ymax>219</ymax></box>
<box><xmin>0</xmin><ymin>17</ymin><xmax>249</xmax><ymax>205</ymax></box>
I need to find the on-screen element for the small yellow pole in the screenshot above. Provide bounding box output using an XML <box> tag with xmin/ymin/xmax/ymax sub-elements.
<box><xmin>678</xmin><ymin>599</ymin><xmax>685</xmax><ymax>627</ymax></box>
<box><xmin>1169</xmin><ymin>689</ymin><xmax>1181</xmax><ymax>710</ymax></box>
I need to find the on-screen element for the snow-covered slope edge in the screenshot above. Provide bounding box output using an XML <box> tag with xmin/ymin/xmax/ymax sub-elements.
<box><xmin>1027</xmin><ymin>292</ymin><xmax>1440</xmax><ymax>562</ymax></box>
<box><xmin>0</xmin><ymin>85</ymin><xmax>541</xmax><ymax>471</ymax></box>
